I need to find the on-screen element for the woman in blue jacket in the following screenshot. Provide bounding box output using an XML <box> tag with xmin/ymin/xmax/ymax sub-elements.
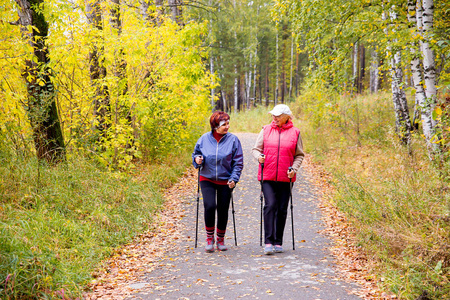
<box><xmin>192</xmin><ymin>111</ymin><xmax>244</xmax><ymax>252</ymax></box>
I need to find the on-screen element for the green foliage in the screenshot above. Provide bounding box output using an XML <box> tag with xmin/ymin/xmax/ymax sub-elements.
<box><xmin>275</xmin><ymin>0</ymin><xmax>450</xmax><ymax>94</ymax></box>
<box><xmin>297</xmin><ymin>87</ymin><xmax>450</xmax><ymax>299</ymax></box>
<box><xmin>188</xmin><ymin>0</ymin><xmax>303</xmax><ymax>109</ymax></box>
<box><xmin>0</xmin><ymin>145</ymin><xmax>191</xmax><ymax>299</ymax></box>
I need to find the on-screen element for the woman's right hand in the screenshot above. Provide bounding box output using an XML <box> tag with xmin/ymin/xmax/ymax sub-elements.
<box><xmin>195</xmin><ymin>155</ymin><xmax>203</xmax><ymax>165</ymax></box>
<box><xmin>258</xmin><ymin>154</ymin><xmax>265</xmax><ymax>164</ymax></box>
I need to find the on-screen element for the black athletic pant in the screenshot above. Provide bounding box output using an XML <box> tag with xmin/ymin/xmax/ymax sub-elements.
<box><xmin>262</xmin><ymin>181</ymin><xmax>291</xmax><ymax>246</ymax></box>
<box><xmin>200</xmin><ymin>181</ymin><xmax>232</xmax><ymax>231</ymax></box>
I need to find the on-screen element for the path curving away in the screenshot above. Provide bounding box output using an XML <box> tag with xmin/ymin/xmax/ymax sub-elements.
<box><xmin>125</xmin><ymin>132</ymin><xmax>362</xmax><ymax>300</ymax></box>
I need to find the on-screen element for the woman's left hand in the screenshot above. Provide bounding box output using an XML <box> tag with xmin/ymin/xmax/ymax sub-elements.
<box><xmin>228</xmin><ymin>180</ymin><xmax>235</xmax><ymax>189</ymax></box>
<box><xmin>287</xmin><ymin>169</ymin><xmax>295</xmax><ymax>178</ymax></box>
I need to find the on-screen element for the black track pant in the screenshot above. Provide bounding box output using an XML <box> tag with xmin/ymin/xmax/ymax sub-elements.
<box><xmin>262</xmin><ymin>181</ymin><xmax>291</xmax><ymax>246</ymax></box>
<box><xmin>200</xmin><ymin>181</ymin><xmax>232</xmax><ymax>231</ymax></box>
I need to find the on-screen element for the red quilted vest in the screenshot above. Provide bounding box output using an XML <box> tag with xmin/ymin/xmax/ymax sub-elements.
<box><xmin>258</xmin><ymin>120</ymin><xmax>300</xmax><ymax>183</ymax></box>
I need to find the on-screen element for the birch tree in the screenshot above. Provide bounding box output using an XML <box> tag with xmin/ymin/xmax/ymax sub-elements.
<box><xmin>385</xmin><ymin>8</ymin><xmax>412</xmax><ymax>145</ymax></box>
<box><xmin>421</xmin><ymin>0</ymin><xmax>438</xmax><ymax>130</ymax></box>
<box><xmin>370</xmin><ymin>49</ymin><xmax>380</xmax><ymax>93</ymax></box>
<box><xmin>407</xmin><ymin>0</ymin><xmax>438</xmax><ymax>155</ymax></box>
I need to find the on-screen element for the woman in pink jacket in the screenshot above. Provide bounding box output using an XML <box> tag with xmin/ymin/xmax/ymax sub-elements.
<box><xmin>252</xmin><ymin>104</ymin><xmax>305</xmax><ymax>255</ymax></box>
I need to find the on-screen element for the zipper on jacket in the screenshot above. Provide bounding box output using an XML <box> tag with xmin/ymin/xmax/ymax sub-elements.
<box><xmin>276</xmin><ymin>128</ymin><xmax>281</xmax><ymax>181</ymax></box>
<box><xmin>215</xmin><ymin>135</ymin><xmax>225</xmax><ymax>181</ymax></box>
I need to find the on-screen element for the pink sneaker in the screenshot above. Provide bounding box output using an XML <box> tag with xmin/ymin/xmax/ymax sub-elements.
<box><xmin>205</xmin><ymin>237</ymin><xmax>214</xmax><ymax>252</ymax></box>
<box><xmin>216</xmin><ymin>237</ymin><xmax>228</xmax><ymax>251</ymax></box>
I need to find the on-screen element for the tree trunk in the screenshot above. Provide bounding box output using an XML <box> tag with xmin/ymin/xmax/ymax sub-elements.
<box><xmin>370</xmin><ymin>50</ymin><xmax>380</xmax><ymax>93</ymax></box>
<box><xmin>253</xmin><ymin>45</ymin><xmax>258</xmax><ymax>102</ymax></box>
<box><xmin>110</xmin><ymin>0</ymin><xmax>127</xmax><ymax>96</ymax></box>
<box><xmin>295</xmin><ymin>51</ymin><xmax>299</xmax><ymax>97</ymax></box>
<box><xmin>139</xmin><ymin>0</ymin><xmax>151</xmax><ymax>23</ymax></box>
<box><xmin>289</xmin><ymin>33</ymin><xmax>295</xmax><ymax>100</ymax></box>
<box><xmin>352</xmin><ymin>42</ymin><xmax>359</xmax><ymax>94</ymax></box>
<box><xmin>169</xmin><ymin>0</ymin><xmax>183</xmax><ymax>26</ymax></box>
<box><xmin>421</xmin><ymin>0</ymin><xmax>437</xmax><ymax>129</ymax></box>
<box><xmin>246</xmin><ymin>59</ymin><xmax>251</xmax><ymax>109</ymax></box>
<box><xmin>275</xmin><ymin>27</ymin><xmax>279</xmax><ymax>105</ymax></box>
<box><xmin>265</xmin><ymin>62</ymin><xmax>270</xmax><ymax>107</ymax></box>
<box><xmin>281</xmin><ymin>23</ymin><xmax>287</xmax><ymax>104</ymax></box>
<box><xmin>385</xmin><ymin>9</ymin><xmax>412</xmax><ymax>145</ymax></box>
<box><xmin>155</xmin><ymin>0</ymin><xmax>163</xmax><ymax>26</ymax></box>
<box><xmin>15</xmin><ymin>0</ymin><xmax>65</xmax><ymax>163</ymax></box>
<box><xmin>358</xmin><ymin>44</ymin><xmax>365</xmax><ymax>93</ymax></box>
<box><xmin>233</xmin><ymin>25</ymin><xmax>238</xmax><ymax>113</ymax></box>
<box><xmin>86</xmin><ymin>0</ymin><xmax>110</xmax><ymax>138</ymax></box>
<box><xmin>407</xmin><ymin>0</ymin><xmax>439</xmax><ymax>155</ymax></box>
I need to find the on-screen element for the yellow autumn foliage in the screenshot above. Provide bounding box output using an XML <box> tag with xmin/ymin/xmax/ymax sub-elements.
<box><xmin>0</xmin><ymin>0</ymin><xmax>214</xmax><ymax>169</ymax></box>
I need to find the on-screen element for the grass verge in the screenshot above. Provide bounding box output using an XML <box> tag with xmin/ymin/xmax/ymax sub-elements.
<box><xmin>0</xmin><ymin>148</ymin><xmax>191</xmax><ymax>299</ymax></box>
<box><xmin>296</xmin><ymin>87</ymin><xmax>450</xmax><ymax>300</ymax></box>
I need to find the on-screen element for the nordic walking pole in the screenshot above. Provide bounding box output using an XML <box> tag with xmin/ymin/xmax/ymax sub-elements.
<box><xmin>259</xmin><ymin>154</ymin><xmax>265</xmax><ymax>247</ymax></box>
<box><xmin>194</xmin><ymin>156</ymin><xmax>202</xmax><ymax>248</ymax></box>
<box><xmin>289</xmin><ymin>166</ymin><xmax>295</xmax><ymax>250</ymax></box>
<box><xmin>230</xmin><ymin>186</ymin><xmax>237</xmax><ymax>246</ymax></box>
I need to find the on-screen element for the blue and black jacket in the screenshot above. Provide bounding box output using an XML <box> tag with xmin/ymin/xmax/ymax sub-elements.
<box><xmin>192</xmin><ymin>132</ymin><xmax>244</xmax><ymax>183</ymax></box>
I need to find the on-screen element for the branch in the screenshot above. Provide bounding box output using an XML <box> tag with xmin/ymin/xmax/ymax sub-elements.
<box><xmin>0</xmin><ymin>19</ymin><xmax>20</xmax><ymax>25</ymax></box>
<box><xmin>9</xmin><ymin>19</ymin><xmax>20</xmax><ymax>25</ymax></box>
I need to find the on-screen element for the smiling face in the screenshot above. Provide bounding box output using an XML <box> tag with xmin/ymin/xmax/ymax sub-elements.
<box><xmin>216</xmin><ymin>120</ymin><xmax>230</xmax><ymax>134</ymax></box>
<box><xmin>272</xmin><ymin>114</ymin><xmax>290</xmax><ymax>127</ymax></box>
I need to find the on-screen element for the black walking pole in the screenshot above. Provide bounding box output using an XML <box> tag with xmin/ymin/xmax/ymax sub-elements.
<box><xmin>288</xmin><ymin>166</ymin><xmax>295</xmax><ymax>250</ymax></box>
<box><xmin>259</xmin><ymin>155</ymin><xmax>265</xmax><ymax>247</ymax></box>
<box><xmin>230</xmin><ymin>187</ymin><xmax>237</xmax><ymax>246</ymax></box>
<box><xmin>194</xmin><ymin>156</ymin><xmax>202</xmax><ymax>248</ymax></box>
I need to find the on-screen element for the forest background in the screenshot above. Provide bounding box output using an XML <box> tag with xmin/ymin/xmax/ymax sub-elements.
<box><xmin>0</xmin><ymin>0</ymin><xmax>449</xmax><ymax>299</ymax></box>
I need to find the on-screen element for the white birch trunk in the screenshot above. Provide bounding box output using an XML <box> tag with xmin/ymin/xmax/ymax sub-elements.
<box><xmin>246</xmin><ymin>57</ymin><xmax>251</xmax><ymax>109</ymax></box>
<box><xmin>352</xmin><ymin>41</ymin><xmax>358</xmax><ymax>93</ymax></box>
<box><xmin>421</xmin><ymin>0</ymin><xmax>437</xmax><ymax>129</ymax></box>
<box><xmin>219</xmin><ymin>57</ymin><xmax>227</xmax><ymax>112</ymax></box>
<box><xmin>408</xmin><ymin>0</ymin><xmax>439</xmax><ymax>155</ymax></box>
<box><xmin>384</xmin><ymin>9</ymin><xmax>412</xmax><ymax>144</ymax></box>
<box><xmin>275</xmin><ymin>27</ymin><xmax>279</xmax><ymax>105</ymax></box>
<box><xmin>370</xmin><ymin>50</ymin><xmax>379</xmax><ymax>93</ymax></box>
<box><xmin>253</xmin><ymin>6</ymin><xmax>259</xmax><ymax>102</ymax></box>
<box><xmin>289</xmin><ymin>33</ymin><xmax>295</xmax><ymax>100</ymax></box>
<box><xmin>234</xmin><ymin>38</ymin><xmax>238</xmax><ymax>113</ymax></box>
<box><xmin>253</xmin><ymin>47</ymin><xmax>258</xmax><ymax>101</ymax></box>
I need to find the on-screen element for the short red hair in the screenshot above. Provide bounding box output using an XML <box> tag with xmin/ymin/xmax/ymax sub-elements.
<box><xmin>209</xmin><ymin>111</ymin><xmax>230</xmax><ymax>131</ymax></box>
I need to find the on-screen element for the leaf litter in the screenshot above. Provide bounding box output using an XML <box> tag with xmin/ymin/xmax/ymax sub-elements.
<box><xmin>84</xmin><ymin>150</ymin><xmax>394</xmax><ymax>299</ymax></box>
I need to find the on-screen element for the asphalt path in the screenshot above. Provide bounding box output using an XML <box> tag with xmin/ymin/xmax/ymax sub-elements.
<box><xmin>129</xmin><ymin>132</ymin><xmax>361</xmax><ymax>300</ymax></box>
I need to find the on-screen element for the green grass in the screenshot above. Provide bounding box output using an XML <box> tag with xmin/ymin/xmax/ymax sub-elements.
<box><xmin>229</xmin><ymin>105</ymin><xmax>274</xmax><ymax>133</ymax></box>
<box><xmin>0</xmin><ymin>148</ymin><xmax>192</xmax><ymax>299</ymax></box>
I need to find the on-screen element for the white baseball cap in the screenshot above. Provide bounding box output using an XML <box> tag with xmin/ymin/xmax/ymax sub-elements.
<box><xmin>269</xmin><ymin>104</ymin><xmax>292</xmax><ymax>116</ymax></box>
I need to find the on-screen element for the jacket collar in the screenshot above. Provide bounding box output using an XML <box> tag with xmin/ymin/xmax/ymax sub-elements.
<box><xmin>209</xmin><ymin>131</ymin><xmax>228</xmax><ymax>142</ymax></box>
<box><xmin>270</xmin><ymin>120</ymin><xmax>294</xmax><ymax>130</ymax></box>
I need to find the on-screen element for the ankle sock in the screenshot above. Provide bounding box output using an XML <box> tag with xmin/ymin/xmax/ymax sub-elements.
<box><xmin>206</xmin><ymin>226</ymin><xmax>215</xmax><ymax>240</ymax></box>
<box><xmin>216</xmin><ymin>228</ymin><xmax>226</xmax><ymax>241</ymax></box>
